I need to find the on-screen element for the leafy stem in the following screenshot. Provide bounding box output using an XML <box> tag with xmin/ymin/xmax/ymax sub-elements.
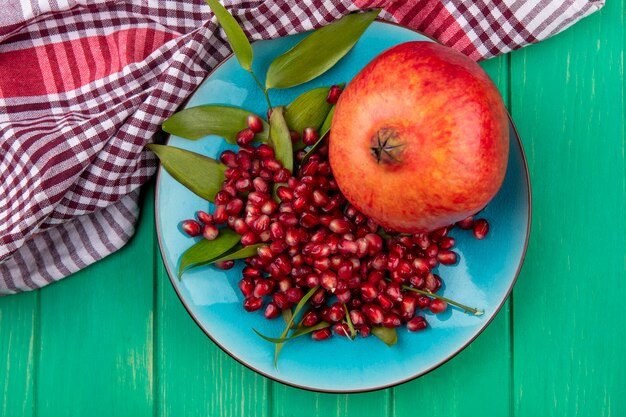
<box><xmin>401</xmin><ymin>285</ymin><xmax>484</xmax><ymax>316</ymax></box>
<box><xmin>249</xmin><ymin>69</ymin><xmax>272</xmax><ymax>110</ymax></box>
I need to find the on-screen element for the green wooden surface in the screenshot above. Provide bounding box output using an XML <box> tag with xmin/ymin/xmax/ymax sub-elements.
<box><xmin>1</xmin><ymin>3</ymin><xmax>624</xmax><ymax>416</ymax></box>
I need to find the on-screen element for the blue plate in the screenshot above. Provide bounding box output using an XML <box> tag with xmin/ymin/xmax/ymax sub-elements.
<box><xmin>155</xmin><ymin>21</ymin><xmax>531</xmax><ymax>393</ymax></box>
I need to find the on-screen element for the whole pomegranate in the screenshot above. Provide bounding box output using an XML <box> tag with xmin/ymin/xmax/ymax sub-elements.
<box><xmin>329</xmin><ymin>42</ymin><xmax>509</xmax><ymax>232</ymax></box>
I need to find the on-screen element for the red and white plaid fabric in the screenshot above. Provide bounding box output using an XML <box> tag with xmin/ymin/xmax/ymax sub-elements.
<box><xmin>0</xmin><ymin>0</ymin><xmax>603</xmax><ymax>294</ymax></box>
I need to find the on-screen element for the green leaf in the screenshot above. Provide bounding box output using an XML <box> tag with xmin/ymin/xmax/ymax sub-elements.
<box><xmin>265</xmin><ymin>10</ymin><xmax>379</xmax><ymax>89</ymax></box>
<box><xmin>274</xmin><ymin>285</ymin><xmax>320</xmax><ymax>367</ymax></box>
<box><xmin>177</xmin><ymin>229</ymin><xmax>241</xmax><ymax>278</ymax></box>
<box><xmin>302</xmin><ymin>105</ymin><xmax>335</xmax><ymax>163</ymax></box>
<box><xmin>148</xmin><ymin>144</ymin><xmax>226</xmax><ymax>202</ymax></box>
<box><xmin>205</xmin><ymin>0</ymin><xmax>253</xmax><ymax>70</ymax></box>
<box><xmin>343</xmin><ymin>304</ymin><xmax>356</xmax><ymax>339</ymax></box>
<box><xmin>210</xmin><ymin>243</ymin><xmax>267</xmax><ymax>264</ymax></box>
<box><xmin>162</xmin><ymin>105</ymin><xmax>268</xmax><ymax>142</ymax></box>
<box><xmin>253</xmin><ymin>322</ymin><xmax>330</xmax><ymax>343</ymax></box>
<box><xmin>284</xmin><ymin>87</ymin><xmax>333</xmax><ymax>149</ymax></box>
<box><xmin>268</xmin><ymin>106</ymin><xmax>293</xmax><ymax>173</ymax></box>
<box><xmin>371</xmin><ymin>326</ymin><xmax>398</xmax><ymax>347</ymax></box>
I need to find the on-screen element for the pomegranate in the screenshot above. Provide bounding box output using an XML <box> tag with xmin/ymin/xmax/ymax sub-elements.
<box><xmin>329</xmin><ymin>41</ymin><xmax>509</xmax><ymax>232</ymax></box>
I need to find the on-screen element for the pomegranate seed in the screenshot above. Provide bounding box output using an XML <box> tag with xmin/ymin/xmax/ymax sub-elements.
<box><xmin>320</xmin><ymin>271</ymin><xmax>338</xmax><ymax>293</ymax></box>
<box><xmin>224</xmin><ymin>167</ymin><xmax>241</xmax><ymax>181</ymax></box>
<box><xmin>276</xmin><ymin>186</ymin><xmax>294</xmax><ymax>202</ymax></box>
<box><xmin>311</xmin><ymin>190</ymin><xmax>330</xmax><ymax>207</ymax></box>
<box><xmin>386</xmin><ymin>282</ymin><xmax>403</xmax><ymax>302</ymax></box>
<box><xmin>412</xmin><ymin>233</ymin><xmax>430</xmax><ymax>250</ymax></box>
<box><xmin>359</xmin><ymin>325</ymin><xmax>371</xmax><ymax>338</ymax></box>
<box><xmin>333</xmin><ymin>323</ymin><xmax>351</xmax><ymax>337</ymax></box>
<box><xmin>313</xmin><ymin>258</ymin><xmax>331</xmax><ymax>271</ymax></box>
<box><xmin>197</xmin><ymin>211</ymin><xmax>214</xmax><ymax>225</ymax></box>
<box><xmin>215</xmin><ymin>191</ymin><xmax>231</xmax><ymax>205</ymax></box>
<box><xmin>416</xmin><ymin>295</ymin><xmax>431</xmax><ymax>309</ymax></box>
<box><xmin>301</xmin><ymin>160</ymin><xmax>319</xmax><ymax>176</ymax></box>
<box><xmin>407</xmin><ymin>316</ymin><xmax>428</xmax><ymax>332</ymax></box>
<box><xmin>382</xmin><ymin>313</ymin><xmax>401</xmax><ymax>328</ymax></box>
<box><xmin>235</xmin><ymin>178</ymin><xmax>252</xmax><ymax>192</ymax></box>
<box><xmin>409</xmin><ymin>275</ymin><xmax>425</xmax><ymax>288</ymax></box>
<box><xmin>305</xmin><ymin>273</ymin><xmax>320</xmax><ymax>288</ymax></box>
<box><xmin>337</xmin><ymin>262</ymin><xmax>353</xmax><ymax>280</ymax></box>
<box><xmin>329</xmin><ymin>218</ymin><xmax>352</xmax><ymax>234</ymax></box>
<box><xmin>370</xmin><ymin>253</ymin><xmax>387</xmax><ymax>270</ymax></box>
<box><xmin>377</xmin><ymin>294</ymin><xmax>394</xmax><ymax>311</ymax></box>
<box><xmin>438</xmin><ymin>236</ymin><xmax>455</xmax><ymax>250</ymax></box>
<box><xmin>363</xmin><ymin>233</ymin><xmax>383</xmax><ymax>255</ymax></box>
<box><xmin>425</xmin><ymin>243</ymin><xmax>439</xmax><ymax>258</ymax></box>
<box><xmin>268</xmin><ymin>222</ymin><xmax>284</xmax><ymax>240</ymax></box>
<box><xmin>240</xmin><ymin>232</ymin><xmax>258</xmax><ymax>246</ymax></box>
<box><xmin>387</xmin><ymin>253</ymin><xmax>401</xmax><ymax>271</ymax></box>
<box><xmin>300</xmin><ymin>212</ymin><xmax>320</xmax><ymax>228</ymax></box>
<box><xmin>395</xmin><ymin>259</ymin><xmax>413</xmax><ymax>278</ymax></box>
<box><xmin>225</xmin><ymin>198</ymin><xmax>243</xmax><ymax>215</ymax></box>
<box><xmin>242</xmin><ymin>267</ymin><xmax>261</xmax><ymax>279</ymax></box>
<box><xmin>274</xmin><ymin>168</ymin><xmax>291</xmax><ymax>183</ymax></box>
<box><xmin>269</xmin><ymin>240</ymin><xmax>288</xmax><ymax>255</ymax></box>
<box><xmin>424</xmin><ymin>273</ymin><xmax>442</xmax><ymax>292</ymax></box>
<box><xmin>275</xmin><ymin>277</ymin><xmax>291</xmax><ymax>292</ymax></box>
<box><xmin>473</xmin><ymin>219</ymin><xmax>490</xmax><ymax>240</ymax></box>
<box><xmin>219</xmin><ymin>150</ymin><xmax>238</xmax><ymax>168</ymax></box>
<box><xmin>202</xmin><ymin>224</ymin><xmax>219</xmax><ymax>240</ymax></box>
<box><xmin>311</xmin><ymin>328</ymin><xmax>332</xmax><ymax>341</ymax></box>
<box><xmin>302</xmin><ymin>310</ymin><xmax>320</xmax><ymax>327</ymax></box>
<box><xmin>362</xmin><ymin>304</ymin><xmax>385</xmax><ymax>324</ymax></box>
<box><xmin>427</xmin><ymin>256</ymin><xmax>439</xmax><ymax>269</ymax></box>
<box><xmin>254</xmin><ymin>280</ymin><xmax>275</xmax><ymax>297</ymax></box>
<box><xmin>400</xmin><ymin>294</ymin><xmax>417</xmax><ymax>319</ymax></box>
<box><xmin>255</xmin><ymin>144</ymin><xmax>274</xmax><ymax>159</ymax></box>
<box><xmin>326</xmin><ymin>85</ymin><xmax>342</xmax><ymax>104</ymax></box>
<box><xmin>349</xmin><ymin>310</ymin><xmax>366</xmax><ymax>327</ymax></box>
<box><xmin>328</xmin><ymin>302</ymin><xmax>345</xmax><ymax>322</ymax></box>
<box><xmin>247</xmin><ymin>114</ymin><xmax>263</xmax><ymax>133</ymax></box>
<box><xmin>236</xmin><ymin>128</ymin><xmax>255</xmax><ymax>146</ymax></box>
<box><xmin>302</xmin><ymin>127</ymin><xmax>319</xmax><ymax>146</ymax></box>
<box><xmin>429</xmin><ymin>299</ymin><xmax>448</xmax><ymax>314</ymax></box>
<box><xmin>181</xmin><ymin>219</ymin><xmax>201</xmax><ymax>237</ymax></box>
<box><xmin>238</xmin><ymin>278</ymin><xmax>254</xmax><ymax>297</ymax></box>
<box><xmin>412</xmin><ymin>258</ymin><xmax>430</xmax><ymax>275</ymax></box>
<box><xmin>252</xmin><ymin>177</ymin><xmax>269</xmax><ymax>193</ymax></box>
<box><xmin>253</xmin><ymin>214</ymin><xmax>270</xmax><ymax>232</ymax></box>
<box><xmin>430</xmin><ymin>226</ymin><xmax>450</xmax><ymax>242</ymax></box>
<box><xmin>261</xmin><ymin>200</ymin><xmax>278</xmax><ymax>215</ymax></box>
<box><xmin>215</xmin><ymin>260</ymin><xmax>235</xmax><ymax>270</ymax></box>
<box><xmin>310</xmin><ymin>287</ymin><xmax>326</xmax><ymax>307</ymax></box>
<box><xmin>337</xmin><ymin>239</ymin><xmax>358</xmax><ymax>255</ymax></box>
<box><xmin>284</xmin><ymin>227</ymin><xmax>301</xmax><ymax>246</ymax></box>
<box><xmin>243</xmin><ymin>297</ymin><xmax>263</xmax><ymax>312</ymax></box>
<box><xmin>309</xmin><ymin>243</ymin><xmax>330</xmax><ymax>258</ymax></box>
<box><xmin>336</xmin><ymin>289</ymin><xmax>351</xmax><ymax>304</ymax></box>
<box><xmin>456</xmin><ymin>215</ymin><xmax>474</xmax><ymax>230</ymax></box>
<box><xmin>264</xmin><ymin>302</ymin><xmax>281</xmax><ymax>319</ymax></box>
<box><xmin>257</xmin><ymin>245</ymin><xmax>274</xmax><ymax>262</ymax></box>
<box><xmin>437</xmin><ymin>250</ymin><xmax>458</xmax><ymax>265</ymax></box>
<box><xmin>285</xmin><ymin>287</ymin><xmax>304</xmax><ymax>303</ymax></box>
<box><xmin>292</xmin><ymin>196</ymin><xmax>309</xmax><ymax>213</ymax></box>
<box><xmin>248</xmin><ymin>191</ymin><xmax>267</xmax><ymax>206</ymax></box>
<box><xmin>272</xmin><ymin>292</ymin><xmax>291</xmax><ymax>310</ymax></box>
<box><xmin>222</xmin><ymin>184</ymin><xmax>237</xmax><ymax>197</ymax></box>
<box><xmin>261</xmin><ymin>158</ymin><xmax>281</xmax><ymax>172</ymax></box>
<box><xmin>274</xmin><ymin>255</ymin><xmax>292</xmax><ymax>276</ymax></box>
<box><xmin>367</xmin><ymin>270</ymin><xmax>384</xmax><ymax>285</ymax></box>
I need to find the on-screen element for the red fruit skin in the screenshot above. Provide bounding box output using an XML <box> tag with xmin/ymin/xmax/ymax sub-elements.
<box><xmin>329</xmin><ymin>41</ymin><xmax>509</xmax><ymax>232</ymax></box>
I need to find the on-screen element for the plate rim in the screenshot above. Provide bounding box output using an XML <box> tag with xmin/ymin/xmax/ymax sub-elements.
<box><xmin>153</xmin><ymin>20</ymin><xmax>532</xmax><ymax>393</ymax></box>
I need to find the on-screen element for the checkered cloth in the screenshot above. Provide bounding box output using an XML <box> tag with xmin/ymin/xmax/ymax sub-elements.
<box><xmin>0</xmin><ymin>0</ymin><xmax>604</xmax><ymax>294</ymax></box>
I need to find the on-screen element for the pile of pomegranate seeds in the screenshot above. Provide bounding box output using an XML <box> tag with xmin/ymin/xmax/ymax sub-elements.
<box><xmin>181</xmin><ymin>115</ymin><xmax>489</xmax><ymax>341</ymax></box>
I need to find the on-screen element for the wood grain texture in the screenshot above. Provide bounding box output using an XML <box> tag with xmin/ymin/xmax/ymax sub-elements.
<box><xmin>155</xmin><ymin>260</ymin><xmax>269</xmax><ymax>417</ymax></box>
<box><xmin>0</xmin><ymin>291</ymin><xmax>37</xmax><ymax>417</ymax></box>
<box><xmin>34</xmin><ymin>188</ymin><xmax>156</xmax><ymax>417</ymax></box>
<box><xmin>510</xmin><ymin>1</ymin><xmax>625</xmax><ymax>416</ymax></box>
